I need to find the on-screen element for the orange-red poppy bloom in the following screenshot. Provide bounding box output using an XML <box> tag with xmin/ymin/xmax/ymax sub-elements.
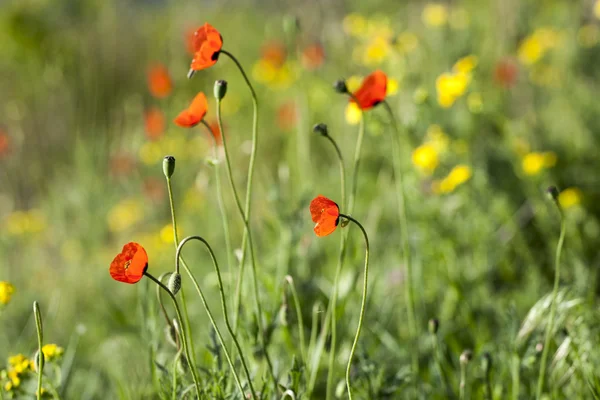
<box><xmin>174</xmin><ymin>92</ymin><xmax>208</xmax><ymax>128</ymax></box>
<box><xmin>190</xmin><ymin>23</ymin><xmax>223</xmax><ymax>71</ymax></box>
<box><xmin>494</xmin><ymin>58</ymin><xmax>518</xmax><ymax>88</ymax></box>
<box><xmin>310</xmin><ymin>195</ymin><xmax>340</xmax><ymax>237</ymax></box>
<box><xmin>144</xmin><ymin>107</ymin><xmax>166</xmax><ymax>140</ymax></box>
<box><xmin>301</xmin><ymin>42</ymin><xmax>326</xmax><ymax>70</ymax></box>
<box><xmin>110</xmin><ymin>242</ymin><xmax>148</xmax><ymax>284</ymax></box>
<box><xmin>147</xmin><ymin>64</ymin><xmax>173</xmax><ymax>98</ymax></box>
<box><xmin>351</xmin><ymin>70</ymin><xmax>388</xmax><ymax>110</ymax></box>
<box><xmin>0</xmin><ymin>131</ymin><xmax>10</xmax><ymax>158</ymax></box>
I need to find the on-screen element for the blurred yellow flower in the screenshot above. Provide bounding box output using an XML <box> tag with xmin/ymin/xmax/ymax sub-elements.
<box><xmin>364</xmin><ymin>36</ymin><xmax>390</xmax><ymax>65</ymax></box>
<box><xmin>425</xmin><ymin>124</ymin><xmax>449</xmax><ymax>153</ymax></box>
<box><xmin>453</xmin><ymin>55</ymin><xmax>478</xmax><ymax>74</ymax></box>
<box><xmin>436</xmin><ymin>72</ymin><xmax>469</xmax><ymax>108</ymax></box>
<box><xmin>467</xmin><ymin>92</ymin><xmax>483</xmax><ymax>113</ymax></box>
<box><xmin>518</xmin><ymin>28</ymin><xmax>561</xmax><ymax>66</ymax></box>
<box><xmin>8</xmin><ymin>354</ymin><xmax>27</xmax><ymax>367</ymax></box>
<box><xmin>343</xmin><ymin>13</ymin><xmax>367</xmax><ymax>37</ymax></box>
<box><xmin>412</xmin><ymin>144</ymin><xmax>440</xmax><ymax>175</ymax></box>
<box><xmin>387</xmin><ymin>78</ymin><xmax>400</xmax><ymax>96</ymax></box>
<box><xmin>4</xmin><ymin>209</ymin><xmax>46</xmax><ymax>236</ymax></box>
<box><xmin>345</xmin><ymin>102</ymin><xmax>363</xmax><ymax>125</ymax></box>
<box><xmin>0</xmin><ymin>281</ymin><xmax>15</xmax><ymax>305</ymax></box>
<box><xmin>252</xmin><ymin>60</ymin><xmax>298</xmax><ymax>90</ymax></box>
<box><xmin>578</xmin><ymin>25</ymin><xmax>599</xmax><ymax>48</ymax></box>
<box><xmin>396</xmin><ymin>32</ymin><xmax>419</xmax><ymax>54</ymax></box>
<box><xmin>521</xmin><ymin>151</ymin><xmax>556</xmax><ymax>176</ymax></box>
<box><xmin>558</xmin><ymin>188</ymin><xmax>582</xmax><ymax>209</ymax></box>
<box><xmin>449</xmin><ymin>8</ymin><xmax>470</xmax><ymax>30</ymax></box>
<box><xmin>107</xmin><ymin>198</ymin><xmax>144</xmax><ymax>232</ymax></box>
<box><xmin>160</xmin><ymin>224</ymin><xmax>182</xmax><ymax>244</ymax></box>
<box><xmin>422</xmin><ymin>3</ymin><xmax>448</xmax><ymax>27</ymax></box>
<box><xmin>41</xmin><ymin>344</ymin><xmax>64</xmax><ymax>361</ymax></box>
<box><xmin>432</xmin><ymin>165</ymin><xmax>472</xmax><ymax>194</ymax></box>
<box><xmin>595</xmin><ymin>0</ymin><xmax>600</xmax><ymax>19</ymax></box>
<box><xmin>346</xmin><ymin>75</ymin><xmax>363</xmax><ymax>93</ymax></box>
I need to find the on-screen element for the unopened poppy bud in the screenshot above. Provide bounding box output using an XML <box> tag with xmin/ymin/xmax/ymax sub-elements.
<box><xmin>164</xmin><ymin>324</ymin><xmax>178</xmax><ymax>348</ymax></box>
<box><xmin>168</xmin><ymin>272</ymin><xmax>181</xmax><ymax>295</ymax></box>
<box><xmin>428</xmin><ymin>318</ymin><xmax>439</xmax><ymax>334</ymax></box>
<box><xmin>313</xmin><ymin>123</ymin><xmax>328</xmax><ymax>137</ymax></box>
<box><xmin>460</xmin><ymin>350</ymin><xmax>473</xmax><ymax>365</ymax></box>
<box><xmin>482</xmin><ymin>352</ymin><xmax>492</xmax><ymax>374</ymax></box>
<box><xmin>340</xmin><ymin>218</ymin><xmax>349</xmax><ymax>228</ymax></box>
<box><xmin>214</xmin><ymin>80</ymin><xmax>228</xmax><ymax>100</ymax></box>
<box><xmin>333</xmin><ymin>79</ymin><xmax>348</xmax><ymax>94</ymax></box>
<box><xmin>34</xmin><ymin>350</ymin><xmax>45</xmax><ymax>372</ymax></box>
<box><xmin>163</xmin><ymin>156</ymin><xmax>176</xmax><ymax>179</ymax></box>
<box><xmin>187</xmin><ymin>69</ymin><xmax>196</xmax><ymax>80</ymax></box>
<box><xmin>546</xmin><ymin>186</ymin><xmax>560</xmax><ymax>202</ymax></box>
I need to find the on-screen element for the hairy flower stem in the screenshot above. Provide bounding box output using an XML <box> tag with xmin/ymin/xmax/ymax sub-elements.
<box><xmin>338</xmin><ymin>213</ymin><xmax>370</xmax><ymax>400</ymax></box>
<box><xmin>216</xmin><ymin>99</ymin><xmax>278</xmax><ymax>387</ymax></box>
<box><xmin>144</xmin><ymin>272</ymin><xmax>202</xmax><ymax>399</ymax></box>
<box><xmin>383</xmin><ymin>100</ymin><xmax>418</xmax><ymax>382</ymax></box>
<box><xmin>536</xmin><ymin>202</ymin><xmax>566</xmax><ymax>399</ymax></box>
<box><xmin>283</xmin><ymin>275</ymin><xmax>307</xmax><ymax>364</ymax></box>
<box><xmin>176</xmin><ymin>236</ymin><xmax>257</xmax><ymax>399</ymax></box>
<box><xmin>201</xmin><ymin>120</ymin><xmax>235</xmax><ymax>293</ymax></box>
<box><xmin>33</xmin><ymin>301</ymin><xmax>44</xmax><ymax>400</ymax></box>
<box><xmin>219</xmin><ymin>50</ymin><xmax>260</xmax><ymax>333</ymax></box>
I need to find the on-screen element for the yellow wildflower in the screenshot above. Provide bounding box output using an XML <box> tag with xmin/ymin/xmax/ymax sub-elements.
<box><xmin>8</xmin><ymin>370</ymin><xmax>20</xmax><ymax>387</ymax></box>
<box><xmin>433</xmin><ymin>165</ymin><xmax>472</xmax><ymax>194</ymax></box>
<box><xmin>578</xmin><ymin>25</ymin><xmax>599</xmax><ymax>48</ymax></box>
<box><xmin>422</xmin><ymin>3</ymin><xmax>448</xmax><ymax>27</ymax></box>
<box><xmin>4</xmin><ymin>381</ymin><xmax>12</xmax><ymax>391</ymax></box>
<box><xmin>8</xmin><ymin>354</ymin><xmax>26</xmax><ymax>367</ymax></box>
<box><xmin>364</xmin><ymin>36</ymin><xmax>390</xmax><ymax>65</ymax></box>
<box><xmin>521</xmin><ymin>151</ymin><xmax>556</xmax><ymax>176</ymax></box>
<box><xmin>345</xmin><ymin>102</ymin><xmax>362</xmax><ymax>125</ymax></box>
<box><xmin>453</xmin><ymin>55</ymin><xmax>478</xmax><ymax>74</ymax></box>
<box><xmin>343</xmin><ymin>13</ymin><xmax>367</xmax><ymax>37</ymax></box>
<box><xmin>518</xmin><ymin>36</ymin><xmax>544</xmax><ymax>65</ymax></box>
<box><xmin>107</xmin><ymin>198</ymin><xmax>144</xmax><ymax>233</ymax></box>
<box><xmin>436</xmin><ymin>72</ymin><xmax>469</xmax><ymax>108</ymax></box>
<box><xmin>0</xmin><ymin>282</ymin><xmax>15</xmax><ymax>305</ymax></box>
<box><xmin>159</xmin><ymin>224</ymin><xmax>181</xmax><ymax>244</ymax></box>
<box><xmin>558</xmin><ymin>188</ymin><xmax>582</xmax><ymax>210</ymax></box>
<box><xmin>346</xmin><ymin>75</ymin><xmax>363</xmax><ymax>93</ymax></box>
<box><xmin>387</xmin><ymin>78</ymin><xmax>400</xmax><ymax>96</ymax></box>
<box><xmin>41</xmin><ymin>344</ymin><xmax>64</xmax><ymax>361</ymax></box>
<box><xmin>4</xmin><ymin>210</ymin><xmax>47</xmax><ymax>236</ymax></box>
<box><xmin>396</xmin><ymin>32</ymin><xmax>419</xmax><ymax>54</ymax></box>
<box><xmin>412</xmin><ymin>144</ymin><xmax>439</xmax><ymax>175</ymax></box>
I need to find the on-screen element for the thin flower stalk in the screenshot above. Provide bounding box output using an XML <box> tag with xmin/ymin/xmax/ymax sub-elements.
<box><xmin>283</xmin><ymin>275</ymin><xmax>307</xmax><ymax>364</ymax></box>
<box><xmin>34</xmin><ymin>301</ymin><xmax>44</xmax><ymax>400</ymax></box>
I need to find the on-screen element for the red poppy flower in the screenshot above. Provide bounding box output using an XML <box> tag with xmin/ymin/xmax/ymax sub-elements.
<box><xmin>190</xmin><ymin>23</ymin><xmax>223</xmax><ymax>71</ymax></box>
<box><xmin>301</xmin><ymin>42</ymin><xmax>325</xmax><ymax>71</ymax></box>
<box><xmin>110</xmin><ymin>242</ymin><xmax>148</xmax><ymax>284</ymax></box>
<box><xmin>310</xmin><ymin>195</ymin><xmax>340</xmax><ymax>237</ymax></box>
<box><xmin>351</xmin><ymin>70</ymin><xmax>387</xmax><ymax>110</ymax></box>
<box><xmin>147</xmin><ymin>64</ymin><xmax>173</xmax><ymax>98</ymax></box>
<box><xmin>144</xmin><ymin>107</ymin><xmax>165</xmax><ymax>140</ymax></box>
<box><xmin>494</xmin><ymin>58</ymin><xmax>518</xmax><ymax>88</ymax></box>
<box><xmin>0</xmin><ymin>131</ymin><xmax>10</xmax><ymax>158</ymax></box>
<box><xmin>174</xmin><ymin>92</ymin><xmax>208</xmax><ymax>128</ymax></box>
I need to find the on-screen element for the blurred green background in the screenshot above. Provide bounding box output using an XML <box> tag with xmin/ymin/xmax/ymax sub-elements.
<box><xmin>2</xmin><ymin>0</ymin><xmax>600</xmax><ymax>398</ymax></box>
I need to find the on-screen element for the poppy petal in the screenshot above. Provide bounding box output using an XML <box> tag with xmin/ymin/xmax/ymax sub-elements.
<box><xmin>110</xmin><ymin>242</ymin><xmax>148</xmax><ymax>284</ymax></box>
<box><xmin>352</xmin><ymin>70</ymin><xmax>388</xmax><ymax>110</ymax></box>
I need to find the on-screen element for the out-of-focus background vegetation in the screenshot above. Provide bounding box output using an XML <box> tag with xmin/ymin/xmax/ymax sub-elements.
<box><xmin>2</xmin><ymin>0</ymin><xmax>600</xmax><ymax>398</ymax></box>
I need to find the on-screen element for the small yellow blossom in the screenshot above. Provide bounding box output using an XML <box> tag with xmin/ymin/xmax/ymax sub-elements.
<box><xmin>4</xmin><ymin>381</ymin><xmax>12</xmax><ymax>391</ymax></box>
<box><xmin>396</xmin><ymin>32</ymin><xmax>419</xmax><ymax>54</ymax></box>
<box><xmin>412</xmin><ymin>144</ymin><xmax>440</xmax><ymax>175</ymax></box>
<box><xmin>343</xmin><ymin>13</ymin><xmax>367</xmax><ymax>37</ymax></box>
<box><xmin>346</xmin><ymin>76</ymin><xmax>363</xmax><ymax>93</ymax></box>
<box><xmin>578</xmin><ymin>25</ymin><xmax>599</xmax><ymax>48</ymax></box>
<box><xmin>467</xmin><ymin>92</ymin><xmax>483</xmax><ymax>113</ymax></box>
<box><xmin>363</xmin><ymin>36</ymin><xmax>390</xmax><ymax>65</ymax></box>
<box><xmin>453</xmin><ymin>55</ymin><xmax>478</xmax><ymax>75</ymax></box>
<box><xmin>252</xmin><ymin>60</ymin><xmax>297</xmax><ymax>90</ymax></box>
<box><xmin>558</xmin><ymin>188</ymin><xmax>583</xmax><ymax>209</ymax></box>
<box><xmin>386</xmin><ymin>78</ymin><xmax>400</xmax><ymax>96</ymax></box>
<box><xmin>0</xmin><ymin>282</ymin><xmax>15</xmax><ymax>305</ymax></box>
<box><xmin>518</xmin><ymin>36</ymin><xmax>544</xmax><ymax>65</ymax></box>
<box><xmin>107</xmin><ymin>198</ymin><xmax>144</xmax><ymax>233</ymax></box>
<box><xmin>159</xmin><ymin>224</ymin><xmax>181</xmax><ymax>244</ymax></box>
<box><xmin>41</xmin><ymin>344</ymin><xmax>64</xmax><ymax>361</ymax></box>
<box><xmin>433</xmin><ymin>165</ymin><xmax>472</xmax><ymax>194</ymax></box>
<box><xmin>422</xmin><ymin>3</ymin><xmax>448</xmax><ymax>27</ymax></box>
<box><xmin>4</xmin><ymin>209</ymin><xmax>47</xmax><ymax>236</ymax></box>
<box><xmin>436</xmin><ymin>72</ymin><xmax>469</xmax><ymax>108</ymax></box>
<box><xmin>521</xmin><ymin>151</ymin><xmax>556</xmax><ymax>176</ymax></box>
<box><xmin>345</xmin><ymin>102</ymin><xmax>362</xmax><ymax>125</ymax></box>
<box><xmin>8</xmin><ymin>370</ymin><xmax>20</xmax><ymax>387</ymax></box>
<box><xmin>449</xmin><ymin>8</ymin><xmax>470</xmax><ymax>30</ymax></box>
<box><xmin>8</xmin><ymin>354</ymin><xmax>26</xmax><ymax>367</ymax></box>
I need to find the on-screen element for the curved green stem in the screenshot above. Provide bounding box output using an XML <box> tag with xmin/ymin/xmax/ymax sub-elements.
<box><xmin>176</xmin><ymin>235</ymin><xmax>257</xmax><ymax>399</ymax></box>
<box><xmin>536</xmin><ymin>205</ymin><xmax>566</xmax><ymax>399</ymax></box>
<box><xmin>459</xmin><ymin>361</ymin><xmax>468</xmax><ymax>400</ymax></box>
<box><xmin>347</xmin><ymin>94</ymin><xmax>365</xmax><ymax>214</ymax></box>
<box><xmin>216</xmin><ymin>98</ymin><xmax>278</xmax><ymax>387</ymax></box>
<box><xmin>144</xmin><ymin>272</ymin><xmax>202</xmax><ymax>399</ymax></box>
<box><xmin>201</xmin><ymin>120</ymin><xmax>235</xmax><ymax>293</ymax></box>
<box><xmin>383</xmin><ymin>100</ymin><xmax>418</xmax><ymax>383</ymax></box>
<box><xmin>220</xmin><ymin>49</ymin><xmax>259</xmax><ymax>333</ymax></box>
<box><xmin>33</xmin><ymin>301</ymin><xmax>43</xmax><ymax>400</ymax></box>
<box><xmin>283</xmin><ymin>275</ymin><xmax>307</xmax><ymax>364</ymax></box>
<box><xmin>338</xmin><ymin>213</ymin><xmax>370</xmax><ymax>400</ymax></box>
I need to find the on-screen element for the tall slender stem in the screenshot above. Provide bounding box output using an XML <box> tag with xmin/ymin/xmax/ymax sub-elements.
<box><xmin>383</xmin><ymin>100</ymin><xmax>418</xmax><ymax>382</ymax></box>
<box><xmin>201</xmin><ymin>120</ymin><xmax>235</xmax><ymax>293</ymax></box>
<box><xmin>283</xmin><ymin>275</ymin><xmax>307</xmax><ymax>364</ymax></box>
<box><xmin>338</xmin><ymin>213</ymin><xmax>370</xmax><ymax>400</ymax></box>
<box><xmin>33</xmin><ymin>301</ymin><xmax>44</xmax><ymax>400</ymax></box>
<box><xmin>536</xmin><ymin>204</ymin><xmax>566</xmax><ymax>399</ymax></box>
<box><xmin>220</xmin><ymin>49</ymin><xmax>260</xmax><ymax>332</ymax></box>
<box><xmin>144</xmin><ymin>272</ymin><xmax>202</xmax><ymax>399</ymax></box>
<box><xmin>176</xmin><ymin>236</ymin><xmax>257</xmax><ymax>399</ymax></box>
<box><xmin>216</xmin><ymin>99</ymin><xmax>278</xmax><ymax>387</ymax></box>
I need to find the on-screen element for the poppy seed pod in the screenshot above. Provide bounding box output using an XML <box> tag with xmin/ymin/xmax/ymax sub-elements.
<box><xmin>168</xmin><ymin>272</ymin><xmax>182</xmax><ymax>295</ymax></box>
<box><xmin>547</xmin><ymin>186</ymin><xmax>560</xmax><ymax>202</ymax></box>
<box><xmin>164</xmin><ymin>324</ymin><xmax>178</xmax><ymax>348</ymax></box>
<box><xmin>312</xmin><ymin>123</ymin><xmax>328</xmax><ymax>136</ymax></box>
<box><xmin>333</xmin><ymin>79</ymin><xmax>348</xmax><ymax>94</ymax></box>
<box><xmin>428</xmin><ymin>318</ymin><xmax>439</xmax><ymax>334</ymax></box>
<box><xmin>214</xmin><ymin>80</ymin><xmax>228</xmax><ymax>100</ymax></box>
<box><xmin>460</xmin><ymin>350</ymin><xmax>473</xmax><ymax>365</ymax></box>
<box><xmin>163</xmin><ymin>156</ymin><xmax>176</xmax><ymax>179</ymax></box>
